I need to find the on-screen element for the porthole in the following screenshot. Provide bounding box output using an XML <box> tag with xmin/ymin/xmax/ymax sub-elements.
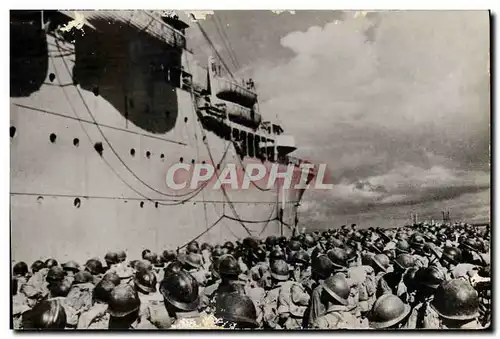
<box><xmin>180</xmin><ymin>157</ymin><xmax>184</xmax><ymax>163</ymax></box>
<box><xmin>140</xmin><ymin>201</ymin><xmax>144</xmax><ymax>208</ymax></box>
<box><xmin>94</xmin><ymin>142</ymin><xmax>104</xmax><ymax>156</ymax></box>
<box><xmin>160</xmin><ymin>154</ymin><xmax>165</xmax><ymax>159</ymax></box>
<box><xmin>155</xmin><ymin>202</ymin><xmax>159</xmax><ymax>208</ymax></box>
<box><xmin>74</xmin><ymin>198</ymin><xmax>81</xmax><ymax>208</ymax></box>
<box><xmin>130</xmin><ymin>148</ymin><xmax>136</xmax><ymax>156</ymax></box>
<box><xmin>49</xmin><ymin>73</ymin><xmax>56</xmax><ymax>82</ymax></box>
<box><xmin>49</xmin><ymin>133</ymin><xmax>57</xmax><ymax>143</ymax></box>
<box><xmin>146</xmin><ymin>151</ymin><xmax>151</xmax><ymax>158</ymax></box>
<box><xmin>73</xmin><ymin>138</ymin><xmax>79</xmax><ymax>147</ymax></box>
<box><xmin>10</xmin><ymin>126</ymin><xmax>16</xmax><ymax>138</ymax></box>
<box><xmin>184</xmin><ymin>117</ymin><xmax>188</xmax><ymax>123</ymax></box>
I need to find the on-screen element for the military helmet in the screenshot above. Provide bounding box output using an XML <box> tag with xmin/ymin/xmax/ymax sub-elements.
<box><xmin>62</xmin><ymin>260</ymin><xmax>80</xmax><ymax>273</ymax></box>
<box><xmin>420</xmin><ymin>265</ymin><xmax>446</xmax><ymax>289</ymax></box>
<box><xmin>266</xmin><ymin>235</ymin><xmax>278</xmax><ymax>249</ymax></box>
<box><xmin>362</xmin><ymin>253</ymin><xmax>374</xmax><ymax>266</ymax></box>
<box><xmin>312</xmin><ymin>255</ymin><xmax>334</xmax><ymax>279</ymax></box>
<box><xmin>141</xmin><ymin>249</ymin><xmax>151</xmax><ymax>259</ymax></box>
<box><xmin>278</xmin><ymin>236</ymin><xmax>287</xmax><ymax>247</ymax></box>
<box><xmin>93</xmin><ymin>279</ymin><xmax>116</xmax><ymax>303</ymax></box>
<box><xmin>223</xmin><ymin>241</ymin><xmax>235</xmax><ymax>251</ymax></box>
<box><xmin>242</xmin><ymin>237</ymin><xmax>260</xmax><ymax>250</ymax></box>
<box><xmin>163</xmin><ymin>260</ymin><xmax>183</xmax><ymax>278</ymax></box>
<box><xmin>394</xmin><ymin>254</ymin><xmax>415</xmax><ymax>271</ymax></box>
<box><xmin>46</xmin><ymin>266</ymin><xmax>66</xmax><ymax>283</ymax></box>
<box><xmin>369</xmin><ymin>294</ymin><xmax>411</xmax><ymax>329</ymax></box>
<box><xmin>13</xmin><ymin>261</ymin><xmax>28</xmax><ymax>276</ymax></box>
<box><xmin>160</xmin><ymin>270</ymin><xmax>199</xmax><ymax>311</ymax></box>
<box><xmin>186</xmin><ymin>242</ymin><xmax>200</xmax><ymax>254</ymax></box>
<box><xmin>117</xmin><ymin>250</ymin><xmax>127</xmax><ymax>263</ymax></box>
<box><xmin>44</xmin><ymin>258</ymin><xmax>58</xmax><ymax>269</ymax></box>
<box><xmin>410</xmin><ymin>234</ymin><xmax>426</xmax><ymax>249</ymax></box>
<box><xmin>326</xmin><ymin>248</ymin><xmax>348</xmax><ymax>269</ymax></box>
<box><xmin>293</xmin><ymin>250</ymin><xmax>310</xmax><ymax>266</ymax></box>
<box><xmin>431</xmin><ymin>279</ymin><xmax>479</xmax><ymax>321</ymax></box>
<box><xmin>328</xmin><ymin>237</ymin><xmax>343</xmax><ymax>248</ymax></box>
<box><xmin>215</xmin><ymin>293</ymin><xmax>258</xmax><ymax>328</ymax></box>
<box><xmin>270</xmin><ymin>259</ymin><xmax>289</xmax><ymax>281</ymax></box>
<box><xmin>270</xmin><ymin>248</ymin><xmax>286</xmax><ymax>262</ymax></box>
<box><xmin>372</xmin><ymin>254</ymin><xmax>391</xmax><ymax>272</ymax></box>
<box><xmin>252</xmin><ymin>247</ymin><xmax>267</xmax><ymax>262</ymax></box>
<box><xmin>182</xmin><ymin>252</ymin><xmax>202</xmax><ymax>269</ymax></box>
<box><xmin>31</xmin><ymin>260</ymin><xmax>46</xmax><ymax>274</ymax></box>
<box><xmin>288</xmin><ymin>239</ymin><xmax>302</xmax><ymax>252</ymax></box>
<box><xmin>134</xmin><ymin>259</ymin><xmax>153</xmax><ymax>273</ymax></box>
<box><xmin>344</xmin><ymin>246</ymin><xmax>357</xmax><ymax>263</ymax></box>
<box><xmin>303</xmin><ymin>234</ymin><xmax>315</xmax><ymax>248</ymax></box>
<box><xmin>321</xmin><ymin>273</ymin><xmax>350</xmax><ymax>306</ymax></box>
<box><xmin>73</xmin><ymin>270</ymin><xmax>94</xmax><ymax>284</ymax></box>
<box><xmin>134</xmin><ymin>269</ymin><xmax>157</xmax><ymax>293</ymax></box>
<box><xmin>211</xmin><ymin>247</ymin><xmax>224</xmax><ymax>260</ymax></box>
<box><xmin>395</xmin><ymin>240</ymin><xmax>410</xmax><ymax>254</ymax></box>
<box><xmin>84</xmin><ymin>258</ymin><xmax>103</xmax><ymax>275</ymax></box>
<box><xmin>104</xmin><ymin>252</ymin><xmax>119</xmax><ymax>265</ymax></box>
<box><xmin>102</xmin><ymin>271</ymin><xmax>121</xmax><ymax>286</ymax></box>
<box><xmin>108</xmin><ymin>284</ymin><xmax>140</xmax><ymax>317</ymax></box>
<box><xmin>144</xmin><ymin>252</ymin><xmax>160</xmax><ymax>267</ymax></box>
<box><xmin>460</xmin><ymin>238</ymin><xmax>478</xmax><ymax>252</ymax></box>
<box><xmin>161</xmin><ymin>250</ymin><xmax>177</xmax><ymax>264</ymax></box>
<box><xmin>383</xmin><ymin>250</ymin><xmax>395</xmax><ymax>261</ymax></box>
<box><xmin>22</xmin><ymin>299</ymin><xmax>67</xmax><ymax>329</ymax></box>
<box><xmin>218</xmin><ymin>254</ymin><xmax>241</xmax><ymax>277</ymax></box>
<box><xmin>441</xmin><ymin>247</ymin><xmax>462</xmax><ymax>266</ymax></box>
<box><xmin>352</xmin><ymin>231</ymin><xmax>363</xmax><ymax>242</ymax></box>
<box><xmin>201</xmin><ymin>242</ymin><xmax>213</xmax><ymax>252</ymax></box>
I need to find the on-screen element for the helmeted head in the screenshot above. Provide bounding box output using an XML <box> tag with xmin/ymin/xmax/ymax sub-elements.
<box><xmin>441</xmin><ymin>247</ymin><xmax>462</xmax><ymax>266</ymax></box>
<box><xmin>108</xmin><ymin>284</ymin><xmax>140</xmax><ymax>318</ymax></box>
<box><xmin>371</xmin><ymin>253</ymin><xmax>391</xmax><ymax>273</ymax></box>
<box><xmin>62</xmin><ymin>260</ymin><xmax>80</xmax><ymax>274</ymax></box>
<box><xmin>395</xmin><ymin>240</ymin><xmax>410</xmax><ymax>255</ymax></box>
<box><xmin>431</xmin><ymin>279</ymin><xmax>479</xmax><ymax>322</ymax></box>
<box><xmin>84</xmin><ymin>258</ymin><xmax>104</xmax><ymax>276</ymax></box>
<box><xmin>44</xmin><ymin>258</ymin><xmax>58</xmax><ymax>269</ymax></box>
<box><xmin>368</xmin><ymin>294</ymin><xmax>411</xmax><ymax>329</ymax></box>
<box><xmin>394</xmin><ymin>254</ymin><xmax>415</xmax><ymax>273</ymax></box>
<box><xmin>312</xmin><ymin>255</ymin><xmax>334</xmax><ymax>280</ymax></box>
<box><xmin>163</xmin><ymin>260</ymin><xmax>183</xmax><ymax>278</ymax></box>
<box><xmin>13</xmin><ymin>261</ymin><xmax>28</xmax><ymax>277</ymax></box>
<box><xmin>31</xmin><ymin>260</ymin><xmax>46</xmax><ymax>274</ymax></box>
<box><xmin>218</xmin><ymin>254</ymin><xmax>241</xmax><ymax>279</ymax></box>
<box><xmin>117</xmin><ymin>250</ymin><xmax>127</xmax><ymax>263</ymax></box>
<box><xmin>270</xmin><ymin>259</ymin><xmax>289</xmax><ymax>281</ymax></box>
<box><xmin>270</xmin><ymin>248</ymin><xmax>286</xmax><ymax>262</ymax></box>
<box><xmin>186</xmin><ymin>242</ymin><xmax>200</xmax><ymax>254</ymax></box>
<box><xmin>419</xmin><ymin>265</ymin><xmax>446</xmax><ymax>290</ymax></box>
<box><xmin>293</xmin><ymin>250</ymin><xmax>310</xmax><ymax>267</ymax></box>
<box><xmin>46</xmin><ymin>266</ymin><xmax>66</xmax><ymax>284</ymax></box>
<box><xmin>73</xmin><ymin>270</ymin><xmax>93</xmax><ymax>284</ymax></box>
<box><xmin>181</xmin><ymin>252</ymin><xmax>202</xmax><ymax>270</ymax></box>
<box><xmin>215</xmin><ymin>293</ymin><xmax>258</xmax><ymax>328</ymax></box>
<box><xmin>326</xmin><ymin>247</ymin><xmax>348</xmax><ymax>270</ymax></box>
<box><xmin>22</xmin><ymin>299</ymin><xmax>67</xmax><ymax>329</ymax></box>
<box><xmin>161</xmin><ymin>250</ymin><xmax>177</xmax><ymax>264</ymax></box>
<box><xmin>321</xmin><ymin>273</ymin><xmax>350</xmax><ymax>306</ymax></box>
<box><xmin>93</xmin><ymin>279</ymin><xmax>116</xmax><ymax>303</ymax></box>
<box><xmin>134</xmin><ymin>269</ymin><xmax>157</xmax><ymax>294</ymax></box>
<box><xmin>160</xmin><ymin>270</ymin><xmax>199</xmax><ymax>312</ymax></box>
<box><xmin>141</xmin><ymin>249</ymin><xmax>151</xmax><ymax>260</ymax></box>
<box><xmin>104</xmin><ymin>252</ymin><xmax>119</xmax><ymax>266</ymax></box>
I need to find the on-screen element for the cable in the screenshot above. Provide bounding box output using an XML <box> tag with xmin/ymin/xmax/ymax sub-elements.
<box><xmin>177</xmin><ymin>215</ymin><xmax>224</xmax><ymax>250</ymax></box>
<box><xmin>213</xmin><ymin>15</ymin><xmax>239</xmax><ymax>71</ymax></box>
<box><xmin>54</xmin><ymin>40</ymin><xmax>213</xmax><ymax>199</ymax></box>
<box><xmin>190</xmin><ymin>13</ymin><xmax>234</xmax><ymax>79</ymax></box>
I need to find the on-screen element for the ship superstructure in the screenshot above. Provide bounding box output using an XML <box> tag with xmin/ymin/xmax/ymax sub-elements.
<box><xmin>10</xmin><ymin>10</ymin><xmax>315</xmax><ymax>263</ymax></box>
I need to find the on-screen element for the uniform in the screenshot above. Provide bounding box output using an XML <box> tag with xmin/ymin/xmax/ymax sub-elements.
<box><xmin>312</xmin><ymin>304</ymin><xmax>367</xmax><ymax>329</ymax></box>
<box><xmin>138</xmin><ymin>291</ymin><xmax>172</xmax><ymax>329</ymax></box>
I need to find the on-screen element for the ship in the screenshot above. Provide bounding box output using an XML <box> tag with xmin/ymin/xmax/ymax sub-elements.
<box><xmin>10</xmin><ymin>10</ymin><xmax>315</xmax><ymax>264</ymax></box>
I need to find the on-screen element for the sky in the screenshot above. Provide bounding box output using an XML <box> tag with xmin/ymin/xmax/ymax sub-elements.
<box><xmin>187</xmin><ymin>10</ymin><xmax>490</xmax><ymax>229</ymax></box>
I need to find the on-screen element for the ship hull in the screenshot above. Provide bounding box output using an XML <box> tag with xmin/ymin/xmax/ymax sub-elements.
<box><xmin>10</xmin><ymin>12</ymin><xmax>309</xmax><ymax>263</ymax></box>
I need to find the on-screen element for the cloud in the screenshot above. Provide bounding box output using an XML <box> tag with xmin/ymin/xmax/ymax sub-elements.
<box><xmin>248</xmin><ymin>11</ymin><xmax>490</xmax><ymax>226</ymax></box>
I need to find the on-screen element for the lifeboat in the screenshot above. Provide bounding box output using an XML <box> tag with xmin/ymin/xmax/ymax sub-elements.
<box><xmin>221</xmin><ymin>101</ymin><xmax>262</xmax><ymax>128</ymax></box>
<box><xmin>214</xmin><ymin>77</ymin><xmax>258</xmax><ymax>108</ymax></box>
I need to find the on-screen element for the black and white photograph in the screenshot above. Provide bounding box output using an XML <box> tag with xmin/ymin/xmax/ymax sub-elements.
<box><xmin>9</xmin><ymin>9</ymin><xmax>491</xmax><ymax>330</ymax></box>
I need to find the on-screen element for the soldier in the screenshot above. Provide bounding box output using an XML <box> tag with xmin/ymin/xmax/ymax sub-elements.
<box><xmin>108</xmin><ymin>284</ymin><xmax>156</xmax><ymax>329</ymax></box>
<box><xmin>377</xmin><ymin>253</ymin><xmax>416</xmax><ymax>303</ymax></box>
<box><xmin>62</xmin><ymin>260</ymin><xmax>80</xmax><ymax>285</ymax></box>
<box><xmin>13</xmin><ymin>262</ymin><xmax>30</xmax><ymax>293</ymax></box>
<box><xmin>368</xmin><ymin>294</ymin><xmax>412</xmax><ymax>329</ymax></box>
<box><xmin>181</xmin><ymin>252</ymin><xmax>208</xmax><ymax>287</ymax></box>
<box><xmin>312</xmin><ymin>274</ymin><xmax>366</xmax><ymax>329</ymax></box>
<box><xmin>133</xmin><ymin>269</ymin><xmax>171</xmax><ymax>329</ymax></box>
<box><xmin>409</xmin><ymin>234</ymin><xmax>429</xmax><ymax>268</ymax></box>
<box><xmin>215</xmin><ymin>292</ymin><xmax>258</xmax><ymax>328</ymax></box>
<box><xmin>104</xmin><ymin>252</ymin><xmax>120</xmax><ymax>274</ymax></box>
<box><xmin>117</xmin><ymin>250</ymin><xmax>127</xmax><ymax>263</ymax></box>
<box><xmin>291</xmin><ymin>250</ymin><xmax>311</xmax><ymax>284</ymax></box>
<box><xmin>160</xmin><ymin>270</ymin><xmax>203</xmax><ymax>328</ymax></box>
<box><xmin>306</xmin><ymin>254</ymin><xmax>334</xmax><ymax>327</ymax></box>
<box><xmin>406</xmin><ymin>265</ymin><xmax>445</xmax><ymax>328</ymax></box>
<box><xmin>268</xmin><ymin>259</ymin><xmax>310</xmax><ymax>329</ymax></box>
<box><xmin>44</xmin><ymin>259</ymin><xmax>59</xmax><ymax>269</ymax></box>
<box><xmin>77</xmin><ymin>279</ymin><xmax>114</xmax><ymax>329</ymax></box>
<box><xmin>21</xmin><ymin>299</ymin><xmax>67</xmax><ymax>329</ymax></box>
<box><xmin>249</xmin><ymin>247</ymin><xmax>269</xmax><ymax>285</ymax></box>
<box><xmin>429</xmin><ymin>279</ymin><xmax>483</xmax><ymax>329</ymax></box>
